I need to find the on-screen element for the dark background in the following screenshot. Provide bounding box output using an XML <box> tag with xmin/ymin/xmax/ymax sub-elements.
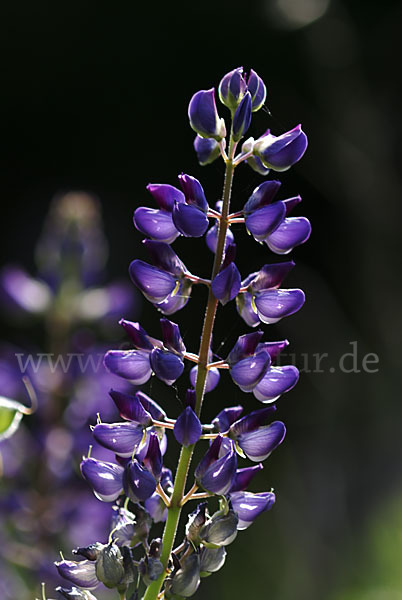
<box><xmin>1</xmin><ymin>1</ymin><xmax>402</xmax><ymax>598</ymax></box>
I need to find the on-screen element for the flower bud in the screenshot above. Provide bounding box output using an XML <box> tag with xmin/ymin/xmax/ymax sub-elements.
<box><xmin>142</xmin><ymin>431</ymin><xmax>162</xmax><ymax>480</ymax></box>
<box><xmin>72</xmin><ymin>543</ymin><xmax>104</xmax><ymax>561</ymax></box>
<box><xmin>193</xmin><ymin>135</ymin><xmax>220</xmax><ymax>166</ymax></box>
<box><xmin>138</xmin><ymin>539</ymin><xmax>164</xmax><ymax>587</ymax></box>
<box><xmin>195</xmin><ymin>435</ymin><xmax>237</xmax><ymax>495</ymax></box>
<box><xmin>113</xmin><ymin>503</ymin><xmax>152</xmax><ymax>548</ymax></box>
<box><xmin>95</xmin><ymin>543</ymin><xmax>125</xmax><ymax>589</ymax></box>
<box><xmin>174</xmin><ymin>406</ymin><xmax>202</xmax><ymax>447</ymax></box>
<box><xmin>188</xmin><ymin>89</ymin><xmax>226</xmax><ymax>141</ymax></box>
<box><xmin>247</xmin><ymin>69</ymin><xmax>267</xmax><ymax>112</ymax></box>
<box><xmin>165</xmin><ymin>553</ymin><xmax>201</xmax><ymax>598</ymax></box>
<box><xmin>123</xmin><ymin>459</ymin><xmax>156</xmax><ymax>503</ymax></box>
<box><xmin>110</xmin><ymin>506</ymin><xmax>137</xmax><ymax>547</ymax></box>
<box><xmin>199</xmin><ymin>546</ymin><xmax>226</xmax><ymax>576</ymax></box>
<box><xmin>186</xmin><ymin>503</ymin><xmax>208</xmax><ymax>545</ymax></box>
<box><xmin>232</xmin><ymin>92</ymin><xmax>252</xmax><ymax>142</ymax></box>
<box><xmin>200</xmin><ymin>510</ymin><xmax>238</xmax><ymax>547</ymax></box>
<box><xmin>160</xmin><ymin>318</ymin><xmax>186</xmax><ymax>355</ymax></box>
<box><xmin>149</xmin><ymin>347</ymin><xmax>184</xmax><ymax>386</ymax></box>
<box><xmin>144</xmin><ymin>492</ymin><xmax>168</xmax><ymax>523</ymax></box>
<box><xmin>218</xmin><ymin>67</ymin><xmax>247</xmax><ymax>110</ymax></box>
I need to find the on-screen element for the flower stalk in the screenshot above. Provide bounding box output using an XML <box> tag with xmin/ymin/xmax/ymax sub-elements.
<box><xmin>143</xmin><ymin>146</ymin><xmax>236</xmax><ymax>600</ymax></box>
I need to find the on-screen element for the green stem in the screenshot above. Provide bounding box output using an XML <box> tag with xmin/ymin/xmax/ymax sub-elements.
<box><xmin>143</xmin><ymin>143</ymin><xmax>235</xmax><ymax>600</ymax></box>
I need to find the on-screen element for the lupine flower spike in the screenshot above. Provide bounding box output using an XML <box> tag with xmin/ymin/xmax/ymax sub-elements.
<box><xmin>57</xmin><ymin>67</ymin><xmax>309</xmax><ymax>600</ymax></box>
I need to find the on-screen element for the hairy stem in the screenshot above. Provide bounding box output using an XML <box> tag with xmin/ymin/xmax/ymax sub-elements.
<box><xmin>143</xmin><ymin>144</ymin><xmax>235</xmax><ymax>600</ymax></box>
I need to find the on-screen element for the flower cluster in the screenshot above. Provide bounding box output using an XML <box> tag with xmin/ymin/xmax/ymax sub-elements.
<box><xmin>55</xmin><ymin>66</ymin><xmax>310</xmax><ymax>600</ymax></box>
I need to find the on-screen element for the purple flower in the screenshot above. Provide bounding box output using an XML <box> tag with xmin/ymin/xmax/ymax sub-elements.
<box><xmin>230</xmin><ymin>350</ymin><xmax>270</xmax><ymax>392</ymax></box>
<box><xmin>150</xmin><ymin>347</ymin><xmax>184</xmax><ymax>385</ymax></box>
<box><xmin>245</xmin><ymin>202</ymin><xmax>286</xmax><ymax>242</ymax></box>
<box><xmin>160</xmin><ymin>317</ymin><xmax>186</xmax><ymax>355</ymax></box>
<box><xmin>129</xmin><ymin>260</ymin><xmax>178</xmax><ymax>304</ymax></box>
<box><xmin>80</xmin><ymin>457</ymin><xmax>124</xmax><ymax>502</ymax></box>
<box><xmin>194</xmin><ymin>135</ymin><xmax>221</xmax><ymax>166</ymax></box>
<box><xmin>144</xmin><ymin>493</ymin><xmax>168</xmax><ymax>523</ymax></box>
<box><xmin>104</xmin><ymin>319</ymin><xmax>185</xmax><ymax>386</ymax></box>
<box><xmin>232</xmin><ymin>91</ymin><xmax>252</xmax><ymax>141</ymax></box>
<box><xmin>211</xmin><ymin>262</ymin><xmax>241</xmax><ymax>305</ymax></box>
<box><xmin>211</xmin><ymin>243</ymin><xmax>241</xmax><ymax>305</ymax></box>
<box><xmin>92</xmin><ymin>422</ymin><xmax>145</xmax><ymax>457</ymax></box>
<box><xmin>174</xmin><ymin>406</ymin><xmax>202</xmax><ymax>447</ymax></box>
<box><xmin>172</xmin><ymin>204</ymin><xmax>209</xmax><ymax>238</ymax></box>
<box><xmin>135</xmin><ymin>176</ymin><xmax>211</xmax><ymax>241</ymax></box>
<box><xmin>254</xmin><ymin>125</ymin><xmax>308</xmax><ymax>171</ymax></box>
<box><xmin>243</xmin><ymin>180</ymin><xmax>282</xmax><ymax>214</ymax></box>
<box><xmin>142</xmin><ymin>431</ymin><xmax>163</xmax><ymax>480</ymax></box>
<box><xmin>195</xmin><ymin>435</ymin><xmax>237</xmax><ymax>495</ymax></box>
<box><xmin>229</xmin><ymin>464</ymin><xmax>264</xmax><ymax>493</ymax></box>
<box><xmin>252</xmin><ymin>365</ymin><xmax>299</xmax><ymax>403</ymax></box>
<box><xmin>205</xmin><ymin>222</ymin><xmax>234</xmax><ymax>253</ymax></box>
<box><xmin>123</xmin><ymin>459</ymin><xmax>156</xmax><ymax>503</ymax></box>
<box><xmin>178</xmin><ymin>173</ymin><xmax>208</xmax><ymax>212</ymax></box>
<box><xmin>227</xmin><ymin>332</ymin><xmax>271</xmax><ymax>392</ymax></box>
<box><xmin>241</xmin><ymin>180</ymin><xmax>311</xmax><ymax>251</ymax></box>
<box><xmin>230</xmin><ymin>491</ymin><xmax>276</xmax><ymax>529</ymax></box>
<box><xmin>129</xmin><ymin>241</ymin><xmax>193</xmax><ymax>313</ymax></box>
<box><xmin>134</xmin><ymin>207</ymin><xmax>179</xmax><ymax>245</ymax></box>
<box><xmin>55</xmin><ymin>559</ymin><xmax>99</xmax><ymax>589</ymax></box>
<box><xmin>212</xmin><ymin>405</ymin><xmax>244</xmax><ymax>432</ymax></box>
<box><xmin>189</xmin><ymin>365</ymin><xmax>220</xmax><ymax>393</ymax></box>
<box><xmin>144</xmin><ymin>467</ymin><xmax>173</xmax><ymax>522</ymax></box>
<box><xmin>253</xmin><ymin>289</ymin><xmax>305</xmax><ymax>325</ymax></box>
<box><xmin>231</xmin><ymin>420</ymin><xmax>286</xmax><ymax>462</ymax></box>
<box><xmin>145</xmin><ymin>183</ymin><xmax>185</xmax><ymax>211</ymax></box>
<box><xmin>265</xmin><ymin>216</ymin><xmax>311</xmax><ymax>255</ymax></box>
<box><xmin>104</xmin><ymin>349</ymin><xmax>152</xmax><ymax>385</ymax></box>
<box><xmin>236</xmin><ymin>263</ymin><xmax>305</xmax><ymax>327</ymax></box>
<box><xmin>136</xmin><ymin>390</ymin><xmax>167</xmax><ymax>421</ymax></box>
<box><xmin>173</xmin><ymin>174</ymin><xmax>209</xmax><ymax>238</ymax></box>
<box><xmin>110</xmin><ymin>389</ymin><xmax>165</xmax><ymax>422</ymax></box>
<box><xmin>229</xmin><ymin>405</ymin><xmax>278</xmax><ymax>438</ymax></box>
<box><xmin>188</xmin><ymin>88</ymin><xmax>226</xmax><ymax>141</ymax></box>
<box><xmin>134</xmin><ymin>183</ymin><xmax>184</xmax><ymax>244</ymax></box>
